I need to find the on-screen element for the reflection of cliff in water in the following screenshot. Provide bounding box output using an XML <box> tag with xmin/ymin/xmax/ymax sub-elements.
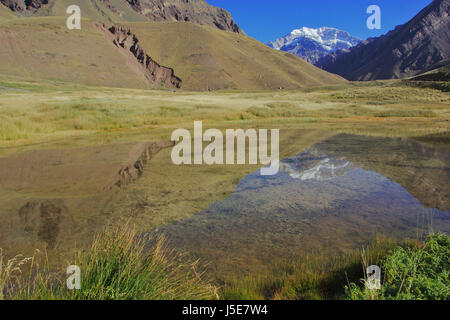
<box><xmin>314</xmin><ymin>134</ymin><xmax>450</xmax><ymax>211</ymax></box>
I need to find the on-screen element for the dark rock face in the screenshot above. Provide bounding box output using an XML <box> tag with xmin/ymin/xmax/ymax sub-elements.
<box><xmin>123</xmin><ymin>0</ymin><xmax>242</xmax><ymax>33</ymax></box>
<box><xmin>317</xmin><ymin>0</ymin><xmax>450</xmax><ymax>80</ymax></box>
<box><xmin>1</xmin><ymin>0</ymin><xmax>242</xmax><ymax>33</ymax></box>
<box><xmin>0</xmin><ymin>0</ymin><xmax>48</xmax><ymax>12</ymax></box>
<box><xmin>0</xmin><ymin>0</ymin><xmax>25</xmax><ymax>11</ymax></box>
<box><xmin>105</xmin><ymin>24</ymin><xmax>182</xmax><ymax>88</ymax></box>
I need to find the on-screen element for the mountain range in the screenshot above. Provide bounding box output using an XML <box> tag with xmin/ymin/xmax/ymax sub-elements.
<box><xmin>316</xmin><ymin>0</ymin><xmax>450</xmax><ymax>80</ymax></box>
<box><xmin>1</xmin><ymin>0</ymin><xmax>448</xmax><ymax>87</ymax></box>
<box><xmin>0</xmin><ymin>0</ymin><xmax>345</xmax><ymax>90</ymax></box>
<box><xmin>268</xmin><ymin>27</ymin><xmax>361</xmax><ymax>64</ymax></box>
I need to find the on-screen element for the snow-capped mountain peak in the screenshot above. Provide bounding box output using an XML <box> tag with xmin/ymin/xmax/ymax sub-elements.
<box><xmin>268</xmin><ymin>27</ymin><xmax>361</xmax><ymax>65</ymax></box>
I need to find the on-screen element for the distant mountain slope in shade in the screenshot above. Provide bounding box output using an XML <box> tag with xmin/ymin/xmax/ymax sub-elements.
<box><xmin>411</xmin><ymin>59</ymin><xmax>450</xmax><ymax>81</ymax></box>
<box><xmin>0</xmin><ymin>17</ymin><xmax>345</xmax><ymax>91</ymax></box>
<box><xmin>316</xmin><ymin>0</ymin><xmax>450</xmax><ymax>81</ymax></box>
<box><xmin>0</xmin><ymin>0</ymin><xmax>243</xmax><ymax>33</ymax></box>
<box><xmin>268</xmin><ymin>27</ymin><xmax>361</xmax><ymax>64</ymax></box>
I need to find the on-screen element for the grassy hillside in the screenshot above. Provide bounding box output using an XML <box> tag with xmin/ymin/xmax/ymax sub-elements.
<box><xmin>0</xmin><ymin>17</ymin><xmax>153</xmax><ymax>89</ymax></box>
<box><xmin>0</xmin><ymin>4</ymin><xmax>17</xmax><ymax>21</ymax></box>
<box><xmin>129</xmin><ymin>21</ymin><xmax>345</xmax><ymax>91</ymax></box>
<box><xmin>412</xmin><ymin>61</ymin><xmax>450</xmax><ymax>82</ymax></box>
<box><xmin>406</xmin><ymin>60</ymin><xmax>450</xmax><ymax>92</ymax></box>
<box><xmin>0</xmin><ymin>14</ymin><xmax>344</xmax><ymax>91</ymax></box>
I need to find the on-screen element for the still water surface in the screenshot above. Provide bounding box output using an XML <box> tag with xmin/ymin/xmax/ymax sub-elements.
<box><xmin>158</xmin><ymin>134</ymin><xmax>450</xmax><ymax>275</ymax></box>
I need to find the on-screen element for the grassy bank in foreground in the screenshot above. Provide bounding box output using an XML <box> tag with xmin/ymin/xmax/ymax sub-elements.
<box><xmin>1</xmin><ymin>225</ymin><xmax>448</xmax><ymax>300</ymax></box>
<box><xmin>346</xmin><ymin>233</ymin><xmax>449</xmax><ymax>300</ymax></box>
<box><xmin>220</xmin><ymin>237</ymin><xmax>400</xmax><ymax>300</ymax></box>
<box><xmin>221</xmin><ymin>234</ymin><xmax>449</xmax><ymax>300</ymax></box>
<box><xmin>0</xmin><ymin>224</ymin><xmax>216</xmax><ymax>300</ymax></box>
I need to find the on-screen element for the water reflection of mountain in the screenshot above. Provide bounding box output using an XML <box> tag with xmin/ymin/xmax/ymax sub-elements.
<box><xmin>279</xmin><ymin>152</ymin><xmax>354</xmax><ymax>181</ymax></box>
<box><xmin>157</xmin><ymin>134</ymin><xmax>450</xmax><ymax>277</ymax></box>
<box><xmin>314</xmin><ymin>134</ymin><xmax>450</xmax><ymax>211</ymax></box>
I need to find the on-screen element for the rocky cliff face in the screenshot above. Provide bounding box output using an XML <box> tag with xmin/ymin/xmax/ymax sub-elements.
<box><xmin>0</xmin><ymin>0</ymin><xmax>242</xmax><ymax>33</ymax></box>
<box><xmin>104</xmin><ymin>24</ymin><xmax>182</xmax><ymax>88</ymax></box>
<box><xmin>122</xmin><ymin>0</ymin><xmax>242</xmax><ymax>33</ymax></box>
<box><xmin>317</xmin><ymin>0</ymin><xmax>450</xmax><ymax>80</ymax></box>
<box><xmin>0</xmin><ymin>0</ymin><xmax>48</xmax><ymax>12</ymax></box>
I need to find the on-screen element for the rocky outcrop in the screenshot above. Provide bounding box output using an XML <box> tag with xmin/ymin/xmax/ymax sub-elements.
<box><xmin>317</xmin><ymin>0</ymin><xmax>450</xmax><ymax>80</ymax></box>
<box><xmin>122</xmin><ymin>0</ymin><xmax>242</xmax><ymax>33</ymax></box>
<box><xmin>0</xmin><ymin>0</ymin><xmax>48</xmax><ymax>12</ymax></box>
<box><xmin>101</xmin><ymin>24</ymin><xmax>182</xmax><ymax>88</ymax></box>
<box><xmin>1</xmin><ymin>0</ymin><xmax>243</xmax><ymax>34</ymax></box>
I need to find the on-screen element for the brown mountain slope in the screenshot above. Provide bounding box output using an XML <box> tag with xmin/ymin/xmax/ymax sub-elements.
<box><xmin>317</xmin><ymin>0</ymin><xmax>450</xmax><ymax>80</ymax></box>
<box><xmin>0</xmin><ymin>17</ymin><xmax>345</xmax><ymax>90</ymax></box>
<box><xmin>122</xmin><ymin>0</ymin><xmax>242</xmax><ymax>33</ymax></box>
<box><xmin>0</xmin><ymin>17</ymin><xmax>160</xmax><ymax>89</ymax></box>
<box><xmin>101</xmin><ymin>23</ymin><xmax>181</xmax><ymax>88</ymax></box>
<box><xmin>128</xmin><ymin>21</ymin><xmax>345</xmax><ymax>90</ymax></box>
<box><xmin>0</xmin><ymin>2</ymin><xmax>17</xmax><ymax>20</ymax></box>
<box><xmin>0</xmin><ymin>0</ymin><xmax>242</xmax><ymax>33</ymax></box>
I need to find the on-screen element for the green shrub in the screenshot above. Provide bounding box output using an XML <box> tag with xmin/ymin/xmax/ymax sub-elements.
<box><xmin>345</xmin><ymin>233</ymin><xmax>449</xmax><ymax>300</ymax></box>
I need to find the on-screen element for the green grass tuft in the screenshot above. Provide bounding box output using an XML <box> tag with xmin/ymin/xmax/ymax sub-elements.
<box><xmin>2</xmin><ymin>224</ymin><xmax>217</xmax><ymax>300</ymax></box>
<box><xmin>219</xmin><ymin>236</ymin><xmax>400</xmax><ymax>300</ymax></box>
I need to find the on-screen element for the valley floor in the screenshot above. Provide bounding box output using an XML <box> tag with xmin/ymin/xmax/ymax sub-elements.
<box><xmin>0</xmin><ymin>78</ymin><xmax>448</xmax><ymax>299</ymax></box>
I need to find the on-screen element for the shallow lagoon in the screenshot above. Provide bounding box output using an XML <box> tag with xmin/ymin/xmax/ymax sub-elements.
<box><xmin>158</xmin><ymin>134</ymin><xmax>450</xmax><ymax>276</ymax></box>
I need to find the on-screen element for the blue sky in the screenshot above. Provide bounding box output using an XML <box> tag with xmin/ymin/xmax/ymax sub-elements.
<box><xmin>207</xmin><ymin>0</ymin><xmax>433</xmax><ymax>43</ymax></box>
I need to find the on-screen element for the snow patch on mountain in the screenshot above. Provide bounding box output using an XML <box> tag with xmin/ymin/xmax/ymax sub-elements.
<box><xmin>268</xmin><ymin>27</ymin><xmax>361</xmax><ymax>65</ymax></box>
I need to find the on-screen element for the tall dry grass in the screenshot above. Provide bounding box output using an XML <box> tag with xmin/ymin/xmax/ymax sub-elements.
<box><xmin>2</xmin><ymin>224</ymin><xmax>217</xmax><ymax>300</ymax></box>
<box><xmin>0</xmin><ymin>248</ymin><xmax>33</xmax><ymax>300</ymax></box>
